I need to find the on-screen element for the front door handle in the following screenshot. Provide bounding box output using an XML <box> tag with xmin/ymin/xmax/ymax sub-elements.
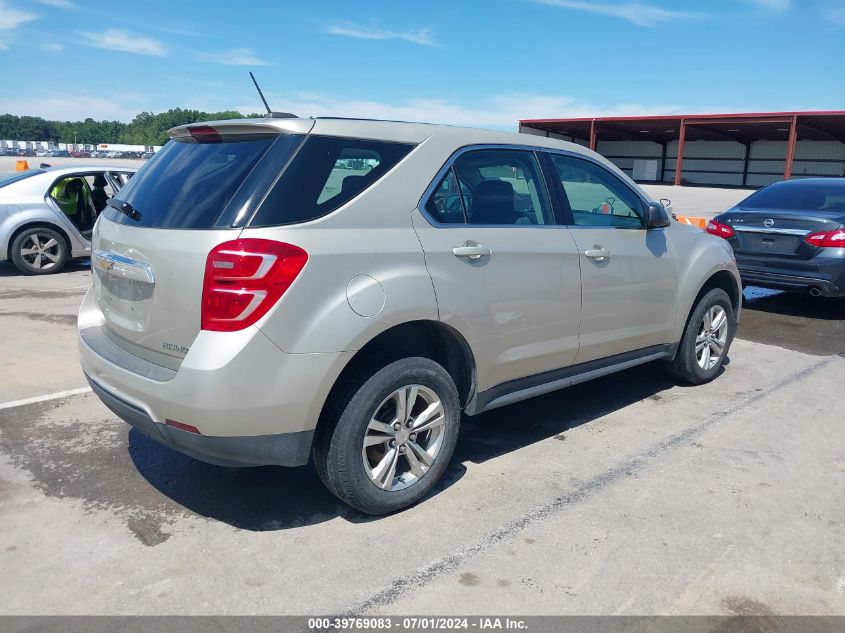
<box><xmin>584</xmin><ymin>247</ymin><xmax>611</xmax><ymax>261</ymax></box>
<box><xmin>452</xmin><ymin>242</ymin><xmax>492</xmax><ymax>260</ymax></box>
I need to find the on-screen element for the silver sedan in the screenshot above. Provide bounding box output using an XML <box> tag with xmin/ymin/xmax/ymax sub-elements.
<box><xmin>0</xmin><ymin>165</ymin><xmax>136</xmax><ymax>274</ymax></box>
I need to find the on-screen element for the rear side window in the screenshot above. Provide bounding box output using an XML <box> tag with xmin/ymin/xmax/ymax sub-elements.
<box><xmin>453</xmin><ymin>149</ymin><xmax>553</xmax><ymax>226</ymax></box>
<box><xmin>249</xmin><ymin>136</ymin><xmax>415</xmax><ymax>227</ymax></box>
<box><xmin>104</xmin><ymin>135</ymin><xmax>284</xmax><ymax>229</ymax></box>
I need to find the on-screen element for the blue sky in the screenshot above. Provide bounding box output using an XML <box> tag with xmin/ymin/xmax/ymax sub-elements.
<box><xmin>0</xmin><ymin>0</ymin><xmax>843</xmax><ymax>129</ymax></box>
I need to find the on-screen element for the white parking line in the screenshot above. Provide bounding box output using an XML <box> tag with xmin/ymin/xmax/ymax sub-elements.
<box><xmin>0</xmin><ymin>387</ymin><xmax>92</xmax><ymax>411</ymax></box>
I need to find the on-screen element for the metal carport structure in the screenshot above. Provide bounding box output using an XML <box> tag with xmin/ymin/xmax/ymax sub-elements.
<box><xmin>519</xmin><ymin>111</ymin><xmax>845</xmax><ymax>188</ymax></box>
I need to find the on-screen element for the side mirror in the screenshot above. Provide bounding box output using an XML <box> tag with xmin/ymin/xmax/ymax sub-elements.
<box><xmin>646</xmin><ymin>202</ymin><xmax>671</xmax><ymax>229</ymax></box>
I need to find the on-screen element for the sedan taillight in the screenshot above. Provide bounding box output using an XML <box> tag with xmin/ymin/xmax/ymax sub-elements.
<box><xmin>705</xmin><ymin>220</ymin><xmax>735</xmax><ymax>239</ymax></box>
<box><xmin>201</xmin><ymin>239</ymin><xmax>308</xmax><ymax>332</ymax></box>
<box><xmin>803</xmin><ymin>229</ymin><xmax>845</xmax><ymax>248</ymax></box>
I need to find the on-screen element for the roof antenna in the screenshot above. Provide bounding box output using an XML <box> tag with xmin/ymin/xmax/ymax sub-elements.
<box><xmin>249</xmin><ymin>71</ymin><xmax>297</xmax><ymax>119</ymax></box>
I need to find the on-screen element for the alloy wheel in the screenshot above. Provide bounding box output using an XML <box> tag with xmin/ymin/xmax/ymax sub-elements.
<box><xmin>20</xmin><ymin>233</ymin><xmax>62</xmax><ymax>271</ymax></box>
<box><xmin>695</xmin><ymin>305</ymin><xmax>728</xmax><ymax>370</ymax></box>
<box><xmin>362</xmin><ymin>384</ymin><xmax>446</xmax><ymax>492</ymax></box>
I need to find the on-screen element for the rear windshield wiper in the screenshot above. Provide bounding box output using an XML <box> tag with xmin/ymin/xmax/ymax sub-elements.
<box><xmin>107</xmin><ymin>198</ymin><xmax>142</xmax><ymax>222</ymax></box>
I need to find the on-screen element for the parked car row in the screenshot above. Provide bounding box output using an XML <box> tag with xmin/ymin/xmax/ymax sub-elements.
<box><xmin>0</xmin><ymin>148</ymin><xmax>154</xmax><ymax>159</ymax></box>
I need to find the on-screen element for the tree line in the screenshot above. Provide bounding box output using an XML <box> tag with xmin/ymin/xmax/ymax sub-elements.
<box><xmin>0</xmin><ymin>108</ymin><xmax>263</xmax><ymax>146</ymax></box>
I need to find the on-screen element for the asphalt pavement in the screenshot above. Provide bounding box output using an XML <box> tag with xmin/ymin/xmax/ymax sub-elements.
<box><xmin>0</xmin><ymin>261</ymin><xmax>843</xmax><ymax>616</ymax></box>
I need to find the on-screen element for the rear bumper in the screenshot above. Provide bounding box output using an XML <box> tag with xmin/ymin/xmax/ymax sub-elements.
<box><xmin>736</xmin><ymin>253</ymin><xmax>845</xmax><ymax>297</ymax></box>
<box><xmin>86</xmin><ymin>373</ymin><xmax>314</xmax><ymax>467</ymax></box>
<box><xmin>78</xmin><ymin>288</ymin><xmax>353</xmax><ymax>466</ymax></box>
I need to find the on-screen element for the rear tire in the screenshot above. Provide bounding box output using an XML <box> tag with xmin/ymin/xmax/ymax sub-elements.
<box><xmin>314</xmin><ymin>357</ymin><xmax>461</xmax><ymax>515</ymax></box>
<box><xmin>10</xmin><ymin>227</ymin><xmax>68</xmax><ymax>275</ymax></box>
<box><xmin>667</xmin><ymin>288</ymin><xmax>735</xmax><ymax>385</ymax></box>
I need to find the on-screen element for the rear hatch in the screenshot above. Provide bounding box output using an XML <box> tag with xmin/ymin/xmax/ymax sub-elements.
<box><xmin>721</xmin><ymin>209</ymin><xmax>844</xmax><ymax>259</ymax></box>
<box><xmin>90</xmin><ymin>118</ymin><xmax>312</xmax><ymax>370</ymax></box>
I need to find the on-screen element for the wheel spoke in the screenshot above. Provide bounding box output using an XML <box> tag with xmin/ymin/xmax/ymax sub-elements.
<box><xmin>703</xmin><ymin>309</ymin><xmax>713</xmax><ymax>330</ymax></box>
<box><xmin>42</xmin><ymin>238</ymin><xmax>58</xmax><ymax>250</ymax></box>
<box><xmin>367</xmin><ymin>417</ymin><xmax>396</xmax><ymax>435</ymax></box>
<box><xmin>394</xmin><ymin>385</ymin><xmax>420</xmax><ymax>425</ymax></box>
<box><xmin>711</xmin><ymin>337</ymin><xmax>725</xmax><ymax>352</ymax></box>
<box><xmin>408</xmin><ymin>441</ymin><xmax>434</xmax><ymax>466</ymax></box>
<box><xmin>43</xmin><ymin>251</ymin><xmax>59</xmax><ymax>263</ymax></box>
<box><xmin>29</xmin><ymin>235</ymin><xmax>41</xmax><ymax>249</ymax></box>
<box><xmin>701</xmin><ymin>345</ymin><xmax>711</xmax><ymax>369</ymax></box>
<box><xmin>371</xmin><ymin>448</ymin><xmax>399</xmax><ymax>490</ymax></box>
<box><xmin>404</xmin><ymin>445</ymin><xmax>426</xmax><ymax>478</ymax></box>
<box><xmin>711</xmin><ymin>309</ymin><xmax>726</xmax><ymax>332</ymax></box>
<box><xmin>411</xmin><ymin>401</ymin><xmax>444</xmax><ymax>433</ymax></box>
<box><xmin>363</xmin><ymin>434</ymin><xmax>392</xmax><ymax>448</ymax></box>
<box><xmin>32</xmin><ymin>254</ymin><xmax>42</xmax><ymax>269</ymax></box>
<box><xmin>695</xmin><ymin>334</ymin><xmax>707</xmax><ymax>353</ymax></box>
<box><xmin>20</xmin><ymin>247</ymin><xmax>38</xmax><ymax>256</ymax></box>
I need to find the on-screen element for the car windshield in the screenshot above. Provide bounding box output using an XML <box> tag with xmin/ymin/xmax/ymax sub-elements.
<box><xmin>0</xmin><ymin>170</ymin><xmax>46</xmax><ymax>188</ymax></box>
<box><xmin>740</xmin><ymin>181</ymin><xmax>845</xmax><ymax>213</ymax></box>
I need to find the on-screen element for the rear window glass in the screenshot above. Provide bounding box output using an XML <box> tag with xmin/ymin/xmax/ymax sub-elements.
<box><xmin>249</xmin><ymin>136</ymin><xmax>415</xmax><ymax>227</ymax></box>
<box><xmin>104</xmin><ymin>135</ymin><xmax>279</xmax><ymax>229</ymax></box>
<box><xmin>740</xmin><ymin>182</ymin><xmax>845</xmax><ymax>213</ymax></box>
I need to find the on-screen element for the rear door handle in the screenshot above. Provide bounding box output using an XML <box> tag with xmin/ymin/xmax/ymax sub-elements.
<box><xmin>452</xmin><ymin>242</ymin><xmax>492</xmax><ymax>260</ymax></box>
<box><xmin>584</xmin><ymin>247</ymin><xmax>611</xmax><ymax>261</ymax></box>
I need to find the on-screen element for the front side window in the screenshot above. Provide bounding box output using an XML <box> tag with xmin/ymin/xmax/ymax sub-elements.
<box><xmin>250</xmin><ymin>136</ymin><xmax>415</xmax><ymax>227</ymax></box>
<box><xmin>550</xmin><ymin>154</ymin><xmax>645</xmax><ymax>228</ymax></box>
<box><xmin>452</xmin><ymin>149</ymin><xmax>553</xmax><ymax>226</ymax></box>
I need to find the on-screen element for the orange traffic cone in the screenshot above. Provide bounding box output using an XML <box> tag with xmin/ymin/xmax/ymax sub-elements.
<box><xmin>15</xmin><ymin>160</ymin><xmax>29</xmax><ymax>171</ymax></box>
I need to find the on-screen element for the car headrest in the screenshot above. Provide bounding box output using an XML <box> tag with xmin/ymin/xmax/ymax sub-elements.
<box><xmin>341</xmin><ymin>175</ymin><xmax>368</xmax><ymax>196</ymax></box>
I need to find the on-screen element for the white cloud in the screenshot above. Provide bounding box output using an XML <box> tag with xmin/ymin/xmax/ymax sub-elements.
<box><xmin>745</xmin><ymin>0</ymin><xmax>791</xmax><ymax>11</ymax></box>
<box><xmin>199</xmin><ymin>47</ymin><xmax>274</xmax><ymax>66</ymax></box>
<box><xmin>0</xmin><ymin>40</ymin><xmax>7</xmax><ymax>50</ymax></box>
<box><xmin>325</xmin><ymin>21</ymin><xmax>437</xmax><ymax>46</ymax></box>
<box><xmin>0</xmin><ymin>1</ymin><xmax>37</xmax><ymax>30</ymax></box>
<box><xmin>821</xmin><ymin>2</ymin><xmax>845</xmax><ymax>25</ymax></box>
<box><xmin>0</xmin><ymin>94</ymin><xmax>146</xmax><ymax>121</ymax></box>
<box><xmin>41</xmin><ymin>41</ymin><xmax>63</xmax><ymax>51</ymax></box>
<box><xmin>527</xmin><ymin>0</ymin><xmax>703</xmax><ymax>26</ymax></box>
<box><xmin>236</xmin><ymin>92</ymin><xmax>684</xmax><ymax>130</ymax></box>
<box><xmin>32</xmin><ymin>0</ymin><xmax>74</xmax><ymax>7</ymax></box>
<box><xmin>77</xmin><ymin>28</ymin><xmax>165</xmax><ymax>56</ymax></box>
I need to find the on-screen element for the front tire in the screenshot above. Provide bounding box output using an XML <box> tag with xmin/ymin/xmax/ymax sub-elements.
<box><xmin>10</xmin><ymin>227</ymin><xmax>68</xmax><ymax>275</ymax></box>
<box><xmin>667</xmin><ymin>288</ymin><xmax>735</xmax><ymax>385</ymax></box>
<box><xmin>314</xmin><ymin>357</ymin><xmax>461</xmax><ymax>515</ymax></box>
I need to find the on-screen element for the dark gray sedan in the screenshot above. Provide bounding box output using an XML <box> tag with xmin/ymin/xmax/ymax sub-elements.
<box><xmin>709</xmin><ymin>178</ymin><xmax>845</xmax><ymax>297</ymax></box>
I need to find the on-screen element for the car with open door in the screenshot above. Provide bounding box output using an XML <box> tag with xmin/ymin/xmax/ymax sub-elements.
<box><xmin>79</xmin><ymin>117</ymin><xmax>740</xmax><ymax>514</ymax></box>
<box><xmin>708</xmin><ymin>178</ymin><xmax>845</xmax><ymax>296</ymax></box>
<box><xmin>0</xmin><ymin>165</ymin><xmax>136</xmax><ymax>274</ymax></box>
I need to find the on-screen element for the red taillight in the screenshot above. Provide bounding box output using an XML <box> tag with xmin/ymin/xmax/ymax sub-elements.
<box><xmin>188</xmin><ymin>125</ymin><xmax>222</xmax><ymax>143</ymax></box>
<box><xmin>803</xmin><ymin>229</ymin><xmax>845</xmax><ymax>248</ymax></box>
<box><xmin>201</xmin><ymin>239</ymin><xmax>308</xmax><ymax>332</ymax></box>
<box><xmin>705</xmin><ymin>220</ymin><xmax>736</xmax><ymax>239</ymax></box>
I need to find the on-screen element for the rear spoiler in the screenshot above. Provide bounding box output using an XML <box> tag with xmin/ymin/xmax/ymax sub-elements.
<box><xmin>169</xmin><ymin>118</ymin><xmax>314</xmax><ymax>142</ymax></box>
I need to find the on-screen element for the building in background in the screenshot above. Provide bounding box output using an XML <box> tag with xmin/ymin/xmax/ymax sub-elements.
<box><xmin>519</xmin><ymin>111</ymin><xmax>845</xmax><ymax>189</ymax></box>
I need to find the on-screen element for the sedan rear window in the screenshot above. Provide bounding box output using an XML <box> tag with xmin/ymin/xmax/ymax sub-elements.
<box><xmin>248</xmin><ymin>136</ymin><xmax>415</xmax><ymax>227</ymax></box>
<box><xmin>740</xmin><ymin>181</ymin><xmax>845</xmax><ymax>213</ymax></box>
<box><xmin>104</xmin><ymin>134</ymin><xmax>293</xmax><ymax>229</ymax></box>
